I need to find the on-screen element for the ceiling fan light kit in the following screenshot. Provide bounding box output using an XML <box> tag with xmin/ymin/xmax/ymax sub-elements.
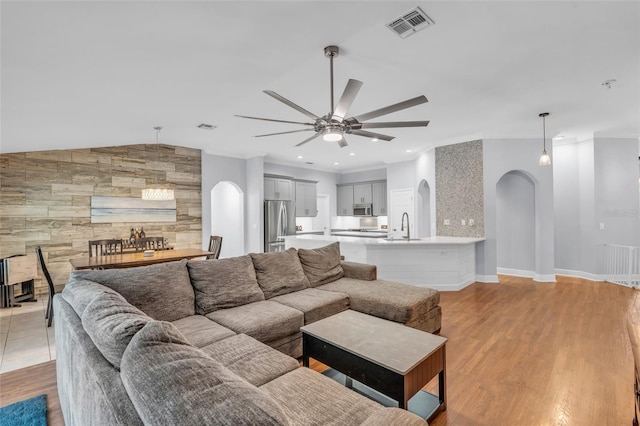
<box><xmin>236</xmin><ymin>45</ymin><xmax>430</xmax><ymax>149</ymax></box>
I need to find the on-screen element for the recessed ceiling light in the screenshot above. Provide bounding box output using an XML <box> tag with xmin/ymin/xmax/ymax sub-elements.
<box><xmin>297</xmin><ymin>155</ymin><xmax>303</xmax><ymax>159</ymax></box>
<box><xmin>334</xmin><ymin>162</ymin><xmax>340</xmax><ymax>165</ymax></box>
<box><xmin>349</xmin><ymin>152</ymin><xmax>355</xmax><ymax>156</ymax></box>
<box><xmin>372</xmin><ymin>138</ymin><xmax>379</xmax><ymax>142</ymax></box>
<box><xmin>406</xmin><ymin>149</ymin><xmax>412</xmax><ymax>153</ymax></box>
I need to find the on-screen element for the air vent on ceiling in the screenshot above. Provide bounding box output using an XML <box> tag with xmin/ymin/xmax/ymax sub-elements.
<box><xmin>197</xmin><ymin>123</ymin><xmax>217</xmax><ymax>130</ymax></box>
<box><xmin>387</xmin><ymin>6</ymin><xmax>434</xmax><ymax>39</ymax></box>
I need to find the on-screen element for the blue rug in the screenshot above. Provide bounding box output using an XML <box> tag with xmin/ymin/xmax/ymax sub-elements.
<box><xmin>0</xmin><ymin>394</ymin><xmax>47</xmax><ymax>426</ymax></box>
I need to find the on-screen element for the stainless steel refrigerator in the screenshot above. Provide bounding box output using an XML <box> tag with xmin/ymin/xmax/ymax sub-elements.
<box><xmin>264</xmin><ymin>200</ymin><xmax>296</xmax><ymax>252</ymax></box>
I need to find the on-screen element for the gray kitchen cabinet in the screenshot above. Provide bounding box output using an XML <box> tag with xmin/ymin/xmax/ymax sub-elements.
<box><xmin>264</xmin><ymin>177</ymin><xmax>292</xmax><ymax>200</ymax></box>
<box><xmin>353</xmin><ymin>183</ymin><xmax>372</xmax><ymax>204</ymax></box>
<box><xmin>295</xmin><ymin>181</ymin><xmax>317</xmax><ymax>217</ymax></box>
<box><xmin>372</xmin><ymin>181</ymin><xmax>387</xmax><ymax>216</ymax></box>
<box><xmin>337</xmin><ymin>185</ymin><xmax>354</xmax><ymax>216</ymax></box>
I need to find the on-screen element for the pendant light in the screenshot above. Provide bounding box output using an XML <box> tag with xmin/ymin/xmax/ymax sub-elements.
<box><xmin>142</xmin><ymin>126</ymin><xmax>175</xmax><ymax>201</ymax></box>
<box><xmin>538</xmin><ymin>112</ymin><xmax>551</xmax><ymax>166</ymax></box>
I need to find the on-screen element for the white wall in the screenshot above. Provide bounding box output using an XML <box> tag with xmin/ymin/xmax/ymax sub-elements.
<box><xmin>338</xmin><ymin>168</ymin><xmax>387</xmax><ymax>184</ymax></box>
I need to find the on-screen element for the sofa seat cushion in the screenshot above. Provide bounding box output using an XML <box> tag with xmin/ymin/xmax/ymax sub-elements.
<box><xmin>81</xmin><ymin>291</ymin><xmax>151</xmax><ymax>370</ymax></box>
<box><xmin>187</xmin><ymin>256</ymin><xmax>264</xmax><ymax>314</ymax></box>
<box><xmin>206</xmin><ymin>301</ymin><xmax>304</xmax><ymax>345</ymax></box>
<box><xmin>171</xmin><ymin>315</ymin><xmax>236</xmax><ymax>348</ymax></box>
<box><xmin>297</xmin><ymin>242</ymin><xmax>344</xmax><ymax>287</ymax></box>
<box><xmin>270</xmin><ymin>288</ymin><xmax>349</xmax><ymax>325</ymax></box>
<box><xmin>121</xmin><ymin>321</ymin><xmax>289</xmax><ymax>426</ymax></box>
<box><xmin>250</xmin><ymin>248</ymin><xmax>310</xmax><ymax>298</ymax></box>
<box><xmin>360</xmin><ymin>408</ymin><xmax>428</xmax><ymax>425</ymax></box>
<box><xmin>317</xmin><ymin>278</ymin><xmax>440</xmax><ymax>324</ymax></box>
<box><xmin>202</xmin><ymin>334</ymin><xmax>299</xmax><ymax>387</ymax></box>
<box><xmin>261</xmin><ymin>367</ymin><xmax>382</xmax><ymax>425</ymax></box>
<box><xmin>71</xmin><ymin>259</ymin><xmax>195</xmax><ymax>322</ymax></box>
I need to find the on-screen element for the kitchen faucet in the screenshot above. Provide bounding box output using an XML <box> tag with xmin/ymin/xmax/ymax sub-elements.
<box><xmin>401</xmin><ymin>212</ymin><xmax>410</xmax><ymax>240</ymax></box>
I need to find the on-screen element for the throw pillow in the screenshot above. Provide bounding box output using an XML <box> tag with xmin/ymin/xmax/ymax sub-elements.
<box><xmin>81</xmin><ymin>291</ymin><xmax>151</xmax><ymax>370</ymax></box>
<box><xmin>187</xmin><ymin>256</ymin><xmax>265</xmax><ymax>315</ymax></box>
<box><xmin>297</xmin><ymin>242</ymin><xmax>344</xmax><ymax>287</ymax></box>
<box><xmin>250</xmin><ymin>248</ymin><xmax>310</xmax><ymax>299</ymax></box>
<box><xmin>120</xmin><ymin>321</ymin><xmax>289</xmax><ymax>426</ymax></box>
<box><xmin>71</xmin><ymin>259</ymin><xmax>195</xmax><ymax>322</ymax></box>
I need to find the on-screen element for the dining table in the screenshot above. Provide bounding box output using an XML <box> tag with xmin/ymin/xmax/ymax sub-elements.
<box><xmin>69</xmin><ymin>248</ymin><xmax>213</xmax><ymax>270</ymax></box>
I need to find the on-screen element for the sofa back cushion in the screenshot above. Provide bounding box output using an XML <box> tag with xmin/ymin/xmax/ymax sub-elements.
<box><xmin>61</xmin><ymin>277</ymin><xmax>120</xmax><ymax>318</ymax></box>
<box><xmin>297</xmin><ymin>242</ymin><xmax>344</xmax><ymax>287</ymax></box>
<box><xmin>187</xmin><ymin>256</ymin><xmax>265</xmax><ymax>314</ymax></box>
<box><xmin>120</xmin><ymin>321</ymin><xmax>289</xmax><ymax>426</ymax></box>
<box><xmin>71</xmin><ymin>259</ymin><xmax>194</xmax><ymax>322</ymax></box>
<box><xmin>250</xmin><ymin>248</ymin><xmax>310</xmax><ymax>299</ymax></box>
<box><xmin>81</xmin><ymin>291</ymin><xmax>151</xmax><ymax>370</ymax></box>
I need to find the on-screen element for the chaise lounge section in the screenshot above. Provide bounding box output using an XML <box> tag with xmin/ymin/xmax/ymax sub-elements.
<box><xmin>56</xmin><ymin>242</ymin><xmax>441</xmax><ymax>424</ymax></box>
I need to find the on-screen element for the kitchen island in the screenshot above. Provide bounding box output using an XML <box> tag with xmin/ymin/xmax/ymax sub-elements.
<box><xmin>284</xmin><ymin>234</ymin><xmax>484</xmax><ymax>291</ymax></box>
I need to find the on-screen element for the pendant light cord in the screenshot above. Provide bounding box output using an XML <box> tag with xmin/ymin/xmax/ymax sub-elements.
<box><xmin>153</xmin><ymin>126</ymin><xmax>162</xmax><ymax>185</ymax></box>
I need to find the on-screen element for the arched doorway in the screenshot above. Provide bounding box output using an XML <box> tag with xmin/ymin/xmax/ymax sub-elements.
<box><xmin>417</xmin><ymin>179</ymin><xmax>431</xmax><ymax>237</ymax></box>
<box><xmin>496</xmin><ymin>170</ymin><xmax>536</xmax><ymax>277</ymax></box>
<box><xmin>211</xmin><ymin>181</ymin><xmax>244</xmax><ymax>258</ymax></box>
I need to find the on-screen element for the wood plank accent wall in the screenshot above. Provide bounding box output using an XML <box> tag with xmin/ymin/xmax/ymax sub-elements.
<box><xmin>0</xmin><ymin>144</ymin><xmax>202</xmax><ymax>294</ymax></box>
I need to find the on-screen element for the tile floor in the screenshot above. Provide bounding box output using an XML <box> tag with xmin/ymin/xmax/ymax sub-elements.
<box><xmin>0</xmin><ymin>298</ymin><xmax>55</xmax><ymax>373</ymax></box>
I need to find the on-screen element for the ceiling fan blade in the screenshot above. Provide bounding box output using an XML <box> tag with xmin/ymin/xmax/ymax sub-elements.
<box><xmin>348</xmin><ymin>129</ymin><xmax>395</xmax><ymax>141</ymax></box>
<box><xmin>332</xmin><ymin>79</ymin><xmax>363</xmax><ymax>122</ymax></box>
<box><xmin>235</xmin><ymin>115</ymin><xmax>315</xmax><ymax>126</ymax></box>
<box><xmin>295</xmin><ymin>132</ymin><xmax>322</xmax><ymax>147</ymax></box>
<box><xmin>337</xmin><ymin>137</ymin><xmax>348</xmax><ymax>148</ymax></box>
<box><xmin>359</xmin><ymin>120</ymin><xmax>430</xmax><ymax>129</ymax></box>
<box><xmin>350</xmin><ymin>95</ymin><xmax>428</xmax><ymax>123</ymax></box>
<box><xmin>263</xmin><ymin>90</ymin><xmax>321</xmax><ymax>121</ymax></box>
<box><xmin>255</xmin><ymin>129</ymin><xmax>314</xmax><ymax>138</ymax></box>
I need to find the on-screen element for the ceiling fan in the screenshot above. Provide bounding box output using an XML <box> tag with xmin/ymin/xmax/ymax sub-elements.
<box><xmin>236</xmin><ymin>45</ymin><xmax>430</xmax><ymax>148</ymax></box>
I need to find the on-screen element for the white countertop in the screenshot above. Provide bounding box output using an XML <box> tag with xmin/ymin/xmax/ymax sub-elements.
<box><xmin>284</xmin><ymin>234</ymin><xmax>484</xmax><ymax>245</ymax></box>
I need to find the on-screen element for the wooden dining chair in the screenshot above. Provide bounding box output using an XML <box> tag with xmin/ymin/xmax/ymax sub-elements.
<box><xmin>134</xmin><ymin>237</ymin><xmax>166</xmax><ymax>251</ymax></box>
<box><xmin>88</xmin><ymin>239</ymin><xmax>123</xmax><ymax>257</ymax></box>
<box><xmin>207</xmin><ymin>236</ymin><xmax>223</xmax><ymax>260</ymax></box>
<box><xmin>35</xmin><ymin>246</ymin><xmax>55</xmax><ymax>327</ymax></box>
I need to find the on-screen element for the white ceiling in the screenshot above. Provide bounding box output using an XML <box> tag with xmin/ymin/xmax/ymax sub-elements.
<box><xmin>2</xmin><ymin>1</ymin><xmax>639</xmax><ymax>172</ymax></box>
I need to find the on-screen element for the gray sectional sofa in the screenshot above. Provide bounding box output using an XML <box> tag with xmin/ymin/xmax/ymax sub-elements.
<box><xmin>55</xmin><ymin>242</ymin><xmax>441</xmax><ymax>425</ymax></box>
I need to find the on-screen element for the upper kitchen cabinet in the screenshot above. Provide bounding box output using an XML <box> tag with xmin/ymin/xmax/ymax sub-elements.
<box><xmin>264</xmin><ymin>176</ymin><xmax>293</xmax><ymax>200</ymax></box>
<box><xmin>337</xmin><ymin>185</ymin><xmax>354</xmax><ymax>216</ymax></box>
<box><xmin>353</xmin><ymin>183</ymin><xmax>372</xmax><ymax>204</ymax></box>
<box><xmin>372</xmin><ymin>181</ymin><xmax>387</xmax><ymax>216</ymax></box>
<box><xmin>295</xmin><ymin>181</ymin><xmax>317</xmax><ymax>217</ymax></box>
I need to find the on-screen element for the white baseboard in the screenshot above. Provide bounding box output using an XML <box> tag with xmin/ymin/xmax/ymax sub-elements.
<box><xmin>475</xmin><ymin>274</ymin><xmax>499</xmax><ymax>283</ymax></box>
<box><xmin>497</xmin><ymin>267</ymin><xmax>533</xmax><ymax>278</ymax></box>
<box><xmin>554</xmin><ymin>269</ymin><xmax>604</xmax><ymax>282</ymax></box>
<box><xmin>533</xmin><ymin>273</ymin><xmax>557</xmax><ymax>282</ymax></box>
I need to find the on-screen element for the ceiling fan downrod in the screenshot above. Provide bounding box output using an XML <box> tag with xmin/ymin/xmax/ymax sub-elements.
<box><xmin>324</xmin><ymin>45</ymin><xmax>339</xmax><ymax>117</ymax></box>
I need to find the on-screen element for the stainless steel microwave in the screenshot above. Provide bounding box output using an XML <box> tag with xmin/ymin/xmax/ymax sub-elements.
<box><xmin>353</xmin><ymin>204</ymin><xmax>373</xmax><ymax>216</ymax></box>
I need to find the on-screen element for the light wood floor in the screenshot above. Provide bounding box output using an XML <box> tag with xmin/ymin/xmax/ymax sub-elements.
<box><xmin>1</xmin><ymin>276</ymin><xmax>637</xmax><ymax>425</ymax></box>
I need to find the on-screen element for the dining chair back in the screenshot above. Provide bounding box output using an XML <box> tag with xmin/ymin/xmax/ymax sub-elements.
<box><xmin>35</xmin><ymin>246</ymin><xmax>55</xmax><ymax>327</ymax></box>
<box><xmin>88</xmin><ymin>239</ymin><xmax>124</xmax><ymax>257</ymax></box>
<box><xmin>134</xmin><ymin>237</ymin><xmax>166</xmax><ymax>251</ymax></box>
<box><xmin>207</xmin><ymin>236</ymin><xmax>223</xmax><ymax>259</ymax></box>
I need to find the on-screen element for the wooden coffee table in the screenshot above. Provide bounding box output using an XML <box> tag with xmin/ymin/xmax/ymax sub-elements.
<box><xmin>301</xmin><ymin>310</ymin><xmax>447</xmax><ymax>422</ymax></box>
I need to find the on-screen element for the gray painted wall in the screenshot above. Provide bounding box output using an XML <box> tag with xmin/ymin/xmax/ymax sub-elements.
<box><xmin>482</xmin><ymin>138</ymin><xmax>555</xmax><ymax>281</ymax></box>
<box><xmin>553</xmin><ymin>138</ymin><xmax>639</xmax><ymax>277</ymax></box>
<box><xmin>246</xmin><ymin>156</ymin><xmax>264</xmax><ymax>253</ymax></box>
<box><xmin>338</xmin><ymin>168</ymin><xmax>387</xmax><ymax>184</ymax></box>
<box><xmin>201</xmin><ymin>152</ymin><xmax>248</xmax><ymax>252</ymax></box>
<box><xmin>496</xmin><ymin>171</ymin><xmax>536</xmax><ymax>272</ymax></box>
